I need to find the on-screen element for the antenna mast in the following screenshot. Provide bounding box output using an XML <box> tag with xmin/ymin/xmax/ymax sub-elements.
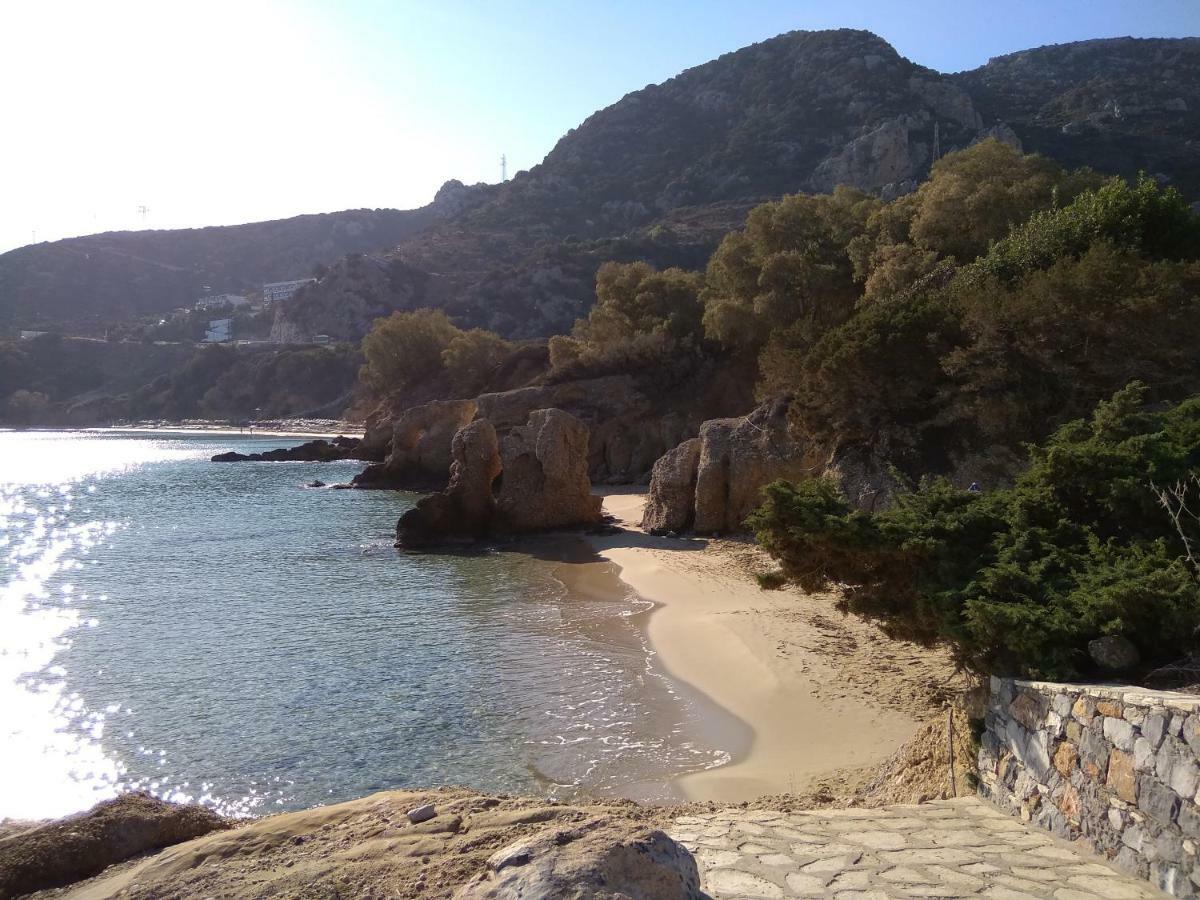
<box><xmin>137</xmin><ymin>204</ymin><xmax>149</xmax><ymax>224</ymax></box>
<box><xmin>500</xmin><ymin>153</ymin><xmax>507</xmax><ymax>182</ymax></box>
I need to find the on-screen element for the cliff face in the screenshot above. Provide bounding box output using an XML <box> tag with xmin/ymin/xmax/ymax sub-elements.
<box><xmin>952</xmin><ymin>37</ymin><xmax>1200</xmax><ymax>197</ymax></box>
<box><xmin>278</xmin><ymin>31</ymin><xmax>1200</xmax><ymax>342</ymax></box>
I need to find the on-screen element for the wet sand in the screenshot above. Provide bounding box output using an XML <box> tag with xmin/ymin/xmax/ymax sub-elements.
<box><xmin>582</xmin><ymin>491</ymin><xmax>962</xmax><ymax>803</ymax></box>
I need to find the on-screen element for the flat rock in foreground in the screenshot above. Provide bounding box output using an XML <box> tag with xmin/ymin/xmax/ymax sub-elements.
<box><xmin>0</xmin><ymin>793</ymin><xmax>229</xmax><ymax>899</ymax></box>
<box><xmin>39</xmin><ymin>788</ymin><xmax>686</xmax><ymax>899</ymax></box>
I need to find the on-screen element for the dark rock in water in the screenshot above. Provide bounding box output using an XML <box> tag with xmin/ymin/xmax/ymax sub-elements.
<box><xmin>0</xmin><ymin>792</ymin><xmax>230</xmax><ymax>899</ymax></box>
<box><xmin>307</xmin><ymin>480</ymin><xmax>327</xmax><ymax>488</ymax></box>
<box><xmin>397</xmin><ymin>420</ymin><xmax>502</xmax><ymax>548</ymax></box>
<box><xmin>1089</xmin><ymin>635</ymin><xmax>1141</xmax><ymax>670</ymax></box>
<box><xmin>454</xmin><ymin>818</ymin><xmax>701</xmax><ymax>899</ymax></box>
<box><xmin>211</xmin><ymin>437</ymin><xmax>362</xmax><ymax>463</ymax></box>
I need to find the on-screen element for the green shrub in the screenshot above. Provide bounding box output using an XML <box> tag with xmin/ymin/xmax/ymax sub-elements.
<box><xmin>748</xmin><ymin>383</ymin><xmax>1200</xmax><ymax>679</ymax></box>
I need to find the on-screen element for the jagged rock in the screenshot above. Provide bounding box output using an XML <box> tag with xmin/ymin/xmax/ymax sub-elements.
<box><xmin>353</xmin><ymin>399</ymin><xmax>478</xmax><ymax>489</ymax></box>
<box><xmin>809</xmin><ymin>116</ymin><xmax>927</xmax><ymax>194</ymax></box>
<box><xmin>396</xmin><ymin>421</ymin><xmax>501</xmax><ymax>547</ymax></box>
<box><xmin>495</xmin><ymin>409</ymin><xmax>603</xmax><ymax>532</ymax></box>
<box><xmin>1089</xmin><ymin>636</ymin><xmax>1141</xmax><ymax>671</ymax></box>
<box><xmin>641</xmin><ymin>438</ymin><xmax>701</xmax><ymax>534</ymax></box>
<box><xmin>692</xmin><ymin>398</ymin><xmax>809</xmax><ymax>534</ymax></box>
<box><xmin>211</xmin><ymin>437</ymin><xmax>361</xmax><ymax>463</ymax></box>
<box><xmin>0</xmin><ymin>793</ymin><xmax>229</xmax><ymax>900</ymax></box>
<box><xmin>454</xmin><ymin>818</ymin><xmax>700</xmax><ymax>900</ymax></box>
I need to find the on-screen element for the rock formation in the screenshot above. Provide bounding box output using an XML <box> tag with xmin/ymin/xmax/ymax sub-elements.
<box><xmin>640</xmin><ymin>438</ymin><xmax>701</xmax><ymax>534</ymax></box>
<box><xmin>352</xmin><ymin>399</ymin><xmax>478</xmax><ymax>489</ymax></box>
<box><xmin>455</xmin><ymin>818</ymin><xmax>700</xmax><ymax>899</ymax></box>
<box><xmin>492</xmin><ymin>410</ymin><xmax>600</xmax><ymax>532</ymax></box>
<box><xmin>396</xmin><ymin>408</ymin><xmax>602</xmax><ymax>546</ymax></box>
<box><xmin>494</xmin><ymin>409</ymin><xmax>604</xmax><ymax>532</ymax></box>
<box><xmin>0</xmin><ymin>793</ymin><xmax>229</xmax><ymax>900</ymax></box>
<box><xmin>210</xmin><ymin>436</ymin><xmax>363</xmax><ymax>463</ymax></box>
<box><xmin>395</xmin><ymin>420</ymin><xmax>501</xmax><ymax>547</ymax></box>
<box><xmin>691</xmin><ymin>399</ymin><xmax>811</xmax><ymax>534</ymax></box>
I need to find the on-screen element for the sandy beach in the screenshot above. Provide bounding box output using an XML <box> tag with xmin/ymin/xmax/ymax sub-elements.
<box><xmin>584</xmin><ymin>490</ymin><xmax>963</xmax><ymax>803</ymax></box>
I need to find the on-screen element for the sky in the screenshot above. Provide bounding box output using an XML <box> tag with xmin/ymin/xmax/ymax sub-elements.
<box><xmin>2</xmin><ymin>0</ymin><xmax>1197</xmax><ymax>254</ymax></box>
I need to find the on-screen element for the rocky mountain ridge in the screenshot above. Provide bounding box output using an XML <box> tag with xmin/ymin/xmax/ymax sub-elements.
<box><xmin>274</xmin><ymin>30</ymin><xmax>1200</xmax><ymax>341</ymax></box>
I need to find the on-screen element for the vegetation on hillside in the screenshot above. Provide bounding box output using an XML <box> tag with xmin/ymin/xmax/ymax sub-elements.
<box><xmin>748</xmin><ymin>384</ymin><xmax>1200</xmax><ymax>679</ymax></box>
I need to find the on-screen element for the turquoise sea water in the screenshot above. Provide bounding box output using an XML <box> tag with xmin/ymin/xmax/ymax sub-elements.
<box><xmin>0</xmin><ymin>430</ymin><xmax>727</xmax><ymax>820</ymax></box>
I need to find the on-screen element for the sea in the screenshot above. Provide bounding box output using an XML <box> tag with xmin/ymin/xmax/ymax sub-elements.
<box><xmin>0</xmin><ymin>429</ymin><xmax>729</xmax><ymax>821</ymax></box>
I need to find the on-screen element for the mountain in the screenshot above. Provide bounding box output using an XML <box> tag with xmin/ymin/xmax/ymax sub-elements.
<box><xmin>0</xmin><ymin>205</ymin><xmax>445</xmax><ymax>331</ymax></box>
<box><xmin>951</xmin><ymin>37</ymin><xmax>1200</xmax><ymax>197</ymax></box>
<box><xmin>5</xmin><ymin>30</ymin><xmax>1198</xmax><ymax>340</ymax></box>
<box><xmin>279</xmin><ymin>30</ymin><xmax>1200</xmax><ymax>342</ymax></box>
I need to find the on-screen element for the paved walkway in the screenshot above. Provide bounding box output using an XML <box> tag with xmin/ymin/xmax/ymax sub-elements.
<box><xmin>670</xmin><ymin>797</ymin><xmax>1166</xmax><ymax>899</ymax></box>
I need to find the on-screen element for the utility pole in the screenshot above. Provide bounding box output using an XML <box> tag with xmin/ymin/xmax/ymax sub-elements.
<box><xmin>932</xmin><ymin>123</ymin><xmax>941</xmax><ymax>163</ymax></box>
<box><xmin>500</xmin><ymin>154</ymin><xmax>507</xmax><ymax>183</ymax></box>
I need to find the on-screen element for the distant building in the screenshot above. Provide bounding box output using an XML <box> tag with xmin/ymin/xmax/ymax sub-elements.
<box><xmin>262</xmin><ymin>278</ymin><xmax>316</xmax><ymax>305</ymax></box>
<box><xmin>312</xmin><ymin>334</ymin><xmax>332</xmax><ymax>345</ymax></box>
<box><xmin>19</xmin><ymin>330</ymin><xmax>48</xmax><ymax>340</ymax></box>
<box><xmin>194</xmin><ymin>293</ymin><xmax>250</xmax><ymax>311</ymax></box>
<box><xmin>203</xmin><ymin>319</ymin><xmax>233</xmax><ymax>343</ymax></box>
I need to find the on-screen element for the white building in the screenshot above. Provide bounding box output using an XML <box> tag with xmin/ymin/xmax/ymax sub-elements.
<box><xmin>195</xmin><ymin>293</ymin><xmax>250</xmax><ymax>311</ymax></box>
<box><xmin>262</xmin><ymin>278</ymin><xmax>316</xmax><ymax>305</ymax></box>
<box><xmin>203</xmin><ymin>319</ymin><xmax>233</xmax><ymax>343</ymax></box>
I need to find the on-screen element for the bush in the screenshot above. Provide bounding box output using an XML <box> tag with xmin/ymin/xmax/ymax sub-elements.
<box><xmin>360</xmin><ymin>309</ymin><xmax>461</xmax><ymax>393</ymax></box>
<box><xmin>748</xmin><ymin>383</ymin><xmax>1200</xmax><ymax>679</ymax></box>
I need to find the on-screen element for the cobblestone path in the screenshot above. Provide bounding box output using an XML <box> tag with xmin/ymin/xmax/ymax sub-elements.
<box><xmin>671</xmin><ymin>797</ymin><xmax>1166</xmax><ymax>899</ymax></box>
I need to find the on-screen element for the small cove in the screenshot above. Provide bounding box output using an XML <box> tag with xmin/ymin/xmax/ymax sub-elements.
<box><xmin>0</xmin><ymin>430</ymin><xmax>734</xmax><ymax>820</ymax></box>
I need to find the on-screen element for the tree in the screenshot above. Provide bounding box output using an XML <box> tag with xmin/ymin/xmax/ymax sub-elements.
<box><xmin>441</xmin><ymin>328</ymin><xmax>513</xmax><ymax>394</ymax></box>
<box><xmin>6</xmin><ymin>389</ymin><xmax>50</xmax><ymax>427</ymax></box>
<box><xmin>578</xmin><ymin>262</ymin><xmax>704</xmax><ymax>349</ymax></box>
<box><xmin>749</xmin><ymin>383</ymin><xmax>1200</xmax><ymax>679</ymax></box>
<box><xmin>360</xmin><ymin>309</ymin><xmax>461</xmax><ymax>393</ymax></box>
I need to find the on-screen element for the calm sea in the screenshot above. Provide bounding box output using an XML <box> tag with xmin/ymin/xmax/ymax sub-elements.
<box><xmin>0</xmin><ymin>430</ymin><xmax>728</xmax><ymax>821</ymax></box>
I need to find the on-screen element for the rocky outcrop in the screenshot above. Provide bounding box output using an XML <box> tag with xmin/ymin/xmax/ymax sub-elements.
<box><xmin>640</xmin><ymin>439</ymin><xmax>701</xmax><ymax>534</ymax></box>
<box><xmin>352</xmin><ymin>399</ymin><xmax>478</xmax><ymax>489</ymax></box>
<box><xmin>32</xmin><ymin>788</ymin><xmax>699</xmax><ymax>899</ymax></box>
<box><xmin>0</xmin><ymin>793</ymin><xmax>229</xmax><ymax>900</ymax></box>
<box><xmin>395</xmin><ymin>420</ymin><xmax>501</xmax><ymax>547</ymax></box>
<box><xmin>495</xmin><ymin>409</ymin><xmax>604</xmax><ymax>532</ymax></box>
<box><xmin>210</xmin><ymin>436</ymin><xmax>362</xmax><ymax>463</ymax></box>
<box><xmin>455</xmin><ymin>819</ymin><xmax>700</xmax><ymax>899</ymax></box>
<box><xmin>692</xmin><ymin>398</ymin><xmax>810</xmax><ymax>534</ymax></box>
<box><xmin>396</xmin><ymin>408</ymin><xmax>601</xmax><ymax>546</ymax></box>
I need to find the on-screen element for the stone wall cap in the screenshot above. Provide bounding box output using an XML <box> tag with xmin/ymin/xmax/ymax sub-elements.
<box><xmin>1007</xmin><ymin>678</ymin><xmax>1200</xmax><ymax>712</ymax></box>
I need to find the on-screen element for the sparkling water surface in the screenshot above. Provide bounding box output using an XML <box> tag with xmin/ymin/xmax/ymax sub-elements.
<box><xmin>0</xmin><ymin>430</ymin><xmax>727</xmax><ymax>820</ymax></box>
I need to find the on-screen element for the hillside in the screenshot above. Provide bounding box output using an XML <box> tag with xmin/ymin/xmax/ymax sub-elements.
<box><xmin>278</xmin><ymin>30</ymin><xmax>1200</xmax><ymax>342</ymax></box>
<box><xmin>0</xmin><ymin>205</ymin><xmax>444</xmax><ymax>331</ymax></box>
<box><xmin>952</xmin><ymin>36</ymin><xmax>1200</xmax><ymax>196</ymax></box>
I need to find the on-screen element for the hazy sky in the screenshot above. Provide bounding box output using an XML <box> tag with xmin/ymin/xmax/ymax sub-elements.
<box><xmin>2</xmin><ymin>0</ymin><xmax>1197</xmax><ymax>253</ymax></box>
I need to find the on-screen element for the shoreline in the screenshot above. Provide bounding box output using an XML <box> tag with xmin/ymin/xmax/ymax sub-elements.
<box><xmin>583</xmin><ymin>490</ymin><xmax>961</xmax><ymax>803</ymax></box>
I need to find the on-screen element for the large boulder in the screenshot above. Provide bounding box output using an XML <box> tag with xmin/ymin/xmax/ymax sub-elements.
<box><xmin>455</xmin><ymin>818</ymin><xmax>701</xmax><ymax>899</ymax></box>
<box><xmin>353</xmin><ymin>399</ymin><xmax>478</xmax><ymax>489</ymax></box>
<box><xmin>495</xmin><ymin>409</ymin><xmax>603</xmax><ymax>532</ymax></box>
<box><xmin>396</xmin><ymin>420</ymin><xmax>502</xmax><ymax>547</ymax></box>
<box><xmin>692</xmin><ymin>397</ymin><xmax>808</xmax><ymax>534</ymax></box>
<box><xmin>0</xmin><ymin>793</ymin><xmax>229</xmax><ymax>899</ymax></box>
<box><xmin>640</xmin><ymin>438</ymin><xmax>701</xmax><ymax>534</ymax></box>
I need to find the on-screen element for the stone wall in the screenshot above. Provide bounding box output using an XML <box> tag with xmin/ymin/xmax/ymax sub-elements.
<box><xmin>978</xmin><ymin>677</ymin><xmax>1200</xmax><ymax>897</ymax></box>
